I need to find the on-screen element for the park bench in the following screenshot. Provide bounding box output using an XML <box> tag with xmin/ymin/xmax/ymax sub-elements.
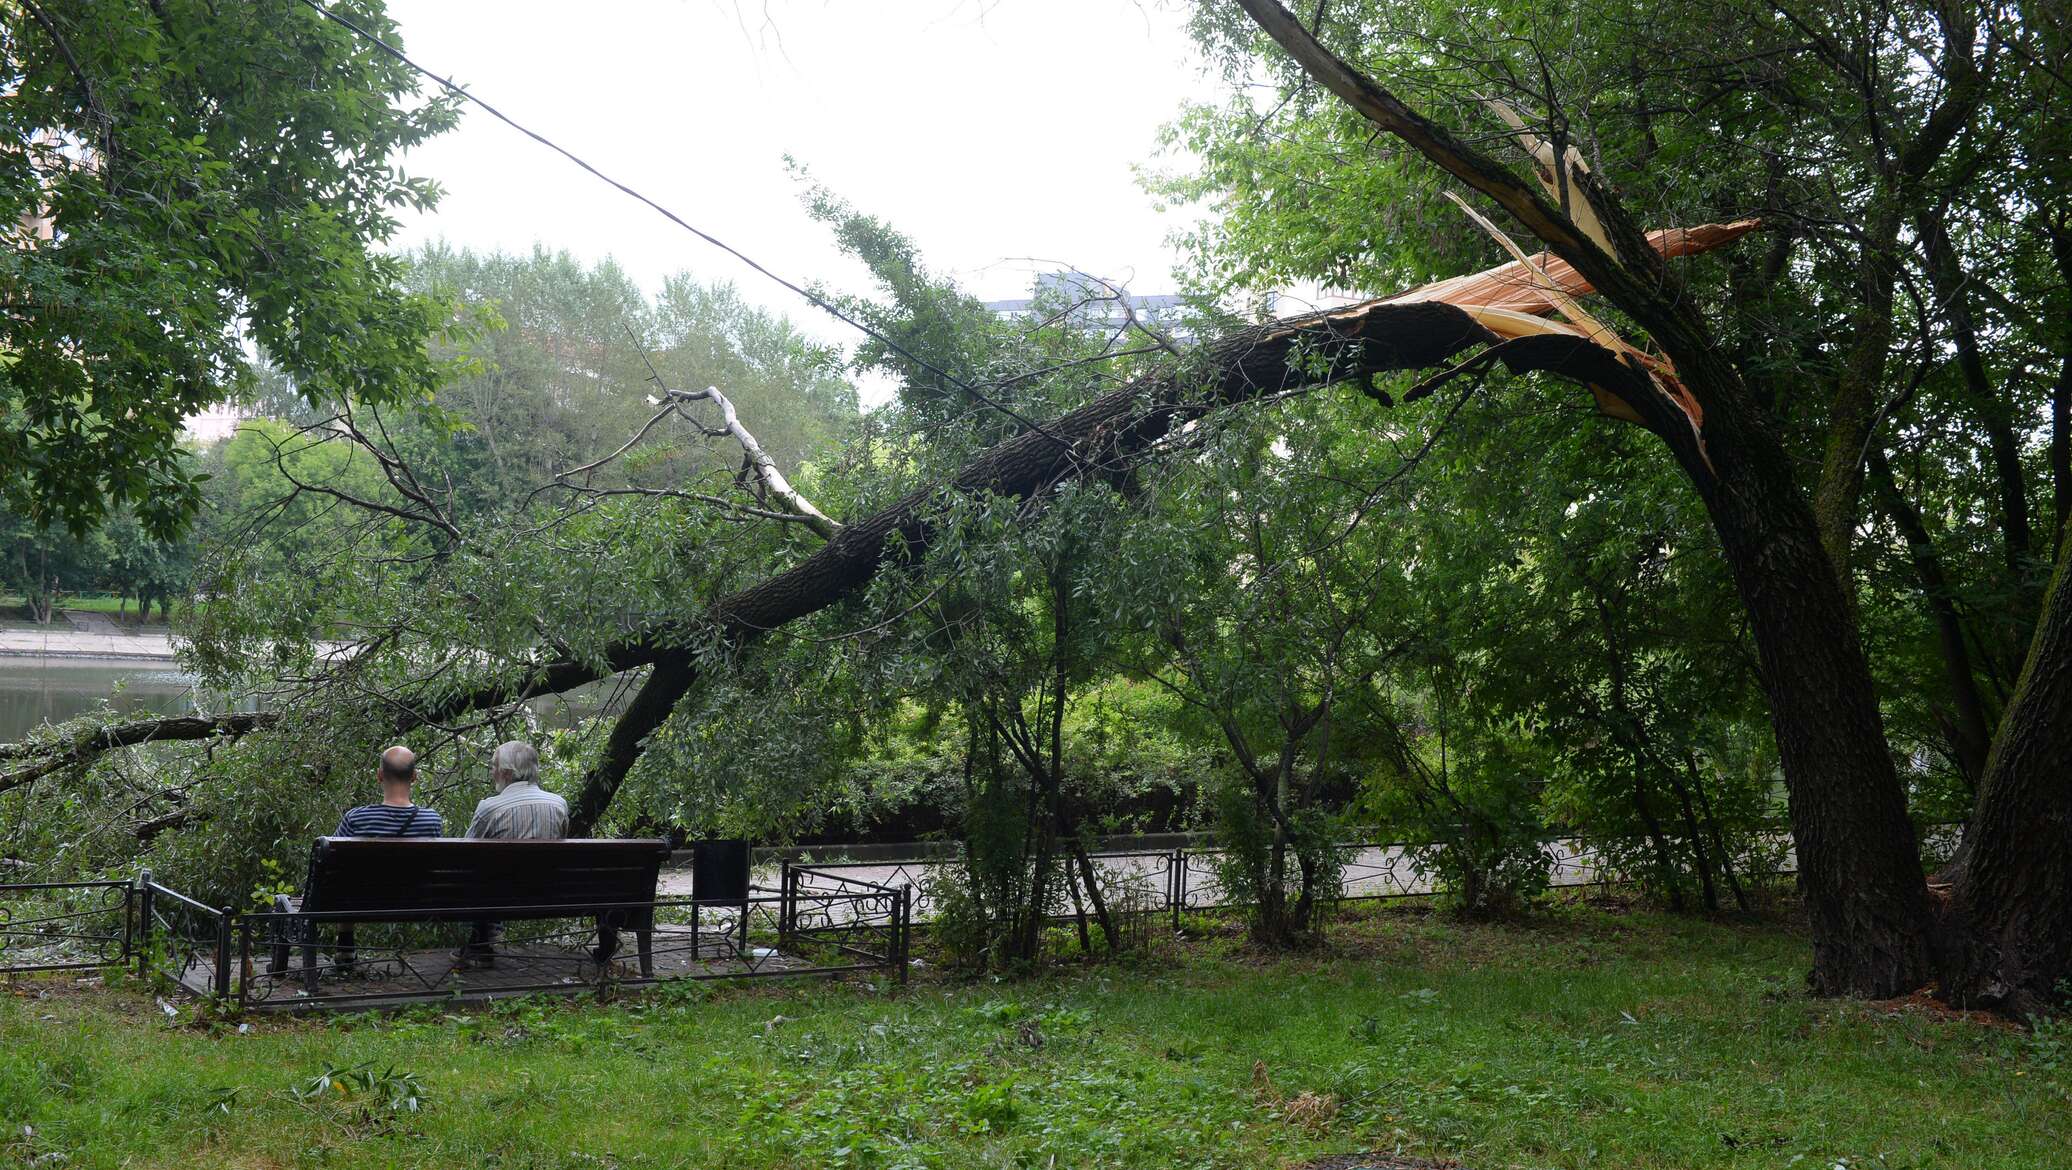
<box><xmin>266</xmin><ymin>837</ymin><xmax>672</xmax><ymax>993</ymax></box>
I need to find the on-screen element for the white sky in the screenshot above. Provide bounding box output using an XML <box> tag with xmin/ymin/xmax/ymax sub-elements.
<box><xmin>385</xmin><ymin>0</ymin><xmax>1223</xmax><ymax>363</ymax></box>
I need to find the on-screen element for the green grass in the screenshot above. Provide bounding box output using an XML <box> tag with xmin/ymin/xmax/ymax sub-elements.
<box><xmin>3</xmin><ymin>901</ymin><xmax>2064</xmax><ymax>1169</ymax></box>
<box><xmin>0</xmin><ymin>594</ymin><xmax>171</xmax><ymax>623</ymax></box>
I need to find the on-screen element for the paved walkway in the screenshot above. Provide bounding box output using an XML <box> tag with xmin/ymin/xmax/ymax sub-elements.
<box><xmin>0</xmin><ymin>622</ymin><xmax>178</xmax><ymax>661</ymax></box>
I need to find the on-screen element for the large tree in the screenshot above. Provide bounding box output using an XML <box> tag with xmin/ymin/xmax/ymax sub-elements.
<box><xmin>1215</xmin><ymin>0</ymin><xmax>2068</xmax><ymax>1009</ymax></box>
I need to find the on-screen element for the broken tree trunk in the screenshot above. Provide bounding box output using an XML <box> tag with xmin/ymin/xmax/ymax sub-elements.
<box><xmin>1233</xmin><ymin>0</ymin><xmax>1936</xmax><ymax>998</ymax></box>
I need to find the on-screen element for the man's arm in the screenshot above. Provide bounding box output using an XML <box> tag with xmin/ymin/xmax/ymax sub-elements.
<box><xmin>334</xmin><ymin>809</ymin><xmax>358</xmax><ymax>837</ymax></box>
<box><xmin>465</xmin><ymin>802</ymin><xmax>491</xmax><ymax>839</ymax></box>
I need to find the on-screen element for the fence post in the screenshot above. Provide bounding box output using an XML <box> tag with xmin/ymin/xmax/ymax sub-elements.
<box><xmin>1170</xmin><ymin>851</ymin><xmax>1185</xmax><ymax>934</ymax></box>
<box><xmin>778</xmin><ymin>859</ymin><xmax>793</xmax><ymax>949</ymax></box>
<box><xmin>896</xmin><ymin>884</ymin><xmax>911</xmax><ymax>986</ymax></box>
<box><xmin>235</xmin><ymin>919</ymin><xmax>252</xmax><ymax>1013</ymax></box>
<box><xmin>213</xmin><ymin>908</ymin><xmax>234</xmax><ymax>1000</ymax></box>
<box><xmin>134</xmin><ymin>871</ymin><xmax>154</xmax><ymax>977</ymax></box>
<box><xmin>120</xmin><ymin>881</ymin><xmax>136</xmax><ymax>966</ymax></box>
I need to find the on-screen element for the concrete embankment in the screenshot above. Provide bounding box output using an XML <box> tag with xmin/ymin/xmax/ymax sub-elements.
<box><xmin>0</xmin><ymin>625</ymin><xmax>179</xmax><ymax>662</ymax></box>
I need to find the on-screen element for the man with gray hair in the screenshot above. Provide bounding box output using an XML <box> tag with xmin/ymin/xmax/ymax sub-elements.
<box><xmin>457</xmin><ymin>740</ymin><xmax>568</xmax><ymax>967</ymax></box>
<box><xmin>465</xmin><ymin>741</ymin><xmax>568</xmax><ymax>840</ymax></box>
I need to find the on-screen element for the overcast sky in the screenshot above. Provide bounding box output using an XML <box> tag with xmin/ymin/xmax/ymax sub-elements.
<box><xmin>385</xmin><ymin>1</ymin><xmax>1223</xmax><ymax>357</ymax></box>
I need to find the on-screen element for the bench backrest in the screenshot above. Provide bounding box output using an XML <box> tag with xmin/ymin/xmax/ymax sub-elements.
<box><xmin>301</xmin><ymin>837</ymin><xmax>671</xmax><ymax>918</ymax></box>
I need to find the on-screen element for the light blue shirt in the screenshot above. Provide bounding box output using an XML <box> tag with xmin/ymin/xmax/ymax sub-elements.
<box><xmin>465</xmin><ymin>782</ymin><xmax>569</xmax><ymax>840</ymax></box>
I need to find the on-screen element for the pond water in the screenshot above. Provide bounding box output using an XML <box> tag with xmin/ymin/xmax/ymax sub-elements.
<box><xmin>0</xmin><ymin>660</ymin><xmax>204</xmax><ymax>743</ymax></box>
<box><xmin>0</xmin><ymin>658</ymin><xmax>622</xmax><ymax>744</ymax></box>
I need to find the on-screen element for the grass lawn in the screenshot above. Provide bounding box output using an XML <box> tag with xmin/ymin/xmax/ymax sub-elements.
<box><xmin>0</xmin><ymin>595</ymin><xmax>170</xmax><ymax>624</ymax></box>
<box><xmin>2</xmin><ymin>900</ymin><xmax>2063</xmax><ymax>1169</ymax></box>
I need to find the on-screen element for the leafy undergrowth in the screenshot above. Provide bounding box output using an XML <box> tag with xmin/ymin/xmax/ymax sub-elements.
<box><xmin>2</xmin><ymin>900</ymin><xmax>2063</xmax><ymax>1169</ymax></box>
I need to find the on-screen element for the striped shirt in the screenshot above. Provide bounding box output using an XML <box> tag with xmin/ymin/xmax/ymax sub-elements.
<box><xmin>465</xmin><ymin>782</ymin><xmax>569</xmax><ymax>840</ymax></box>
<box><xmin>334</xmin><ymin>803</ymin><xmax>444</xmax><ymax>838</ymax></box>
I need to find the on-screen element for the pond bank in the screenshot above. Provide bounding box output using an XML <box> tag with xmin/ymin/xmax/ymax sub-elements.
<box><xmin>0</xmin><ymin>623</ymin><xmax>178</xmax><ymax>662</ymax></box>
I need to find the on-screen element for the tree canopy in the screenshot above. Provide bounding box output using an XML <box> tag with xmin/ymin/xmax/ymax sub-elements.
<box><xmin>1</xmin><ymin>0</ymin><xmax>456</xmax><ymax>536</ymax></box>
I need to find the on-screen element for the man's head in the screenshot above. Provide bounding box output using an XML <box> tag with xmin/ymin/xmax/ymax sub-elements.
<box><xmin>490</xmin><ymin>740</ymin><xmax>538</xmax><ymax>792</ymax></box>
<box><xmin>377</xmin><ymin>745</ymin><xmax>417</xmax><ymax>795</ymax></box>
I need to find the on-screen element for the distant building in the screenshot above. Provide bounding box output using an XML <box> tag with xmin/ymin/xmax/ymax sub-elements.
<box><xmin>984</xmin><ymin>271</ymin><xmax>1191</xmax><ymax>338</ymax></box>
<box><xmin>183</xmin><ymin>402</ymin><xmax>247</xmax><ymax>444</ymax></box>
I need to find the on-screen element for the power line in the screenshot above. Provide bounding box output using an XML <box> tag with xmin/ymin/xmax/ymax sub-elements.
<box><xmin>293</xmin><ymin>0</ymin><xmax>976</xmax><ymax>395</ymax></box>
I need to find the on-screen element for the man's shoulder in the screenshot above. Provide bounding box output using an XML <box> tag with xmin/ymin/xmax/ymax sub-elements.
<box><xmin>340</xmin><ymin>804</ymin><xmax>444</xmax><ymax>835</ymax></box>
<box><xmin>507</xmin><ymin>784</ymin><xmax>568</xmax><ymax>808</ymax></box>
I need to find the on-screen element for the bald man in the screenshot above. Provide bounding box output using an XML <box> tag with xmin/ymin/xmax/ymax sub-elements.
<box><xmin>334</xmin><ymin>746</ymin><xmax>445</xmax><ymax>839</ymax></box>
<box><xmin>327</xmin><ymin>747</ymin><xmax>444</xmax><ymax>974</ymax></box>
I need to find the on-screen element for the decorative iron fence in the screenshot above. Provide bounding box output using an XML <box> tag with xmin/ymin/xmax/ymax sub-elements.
<box><xmin>1</xmin><ymin>872</ymin><xmax>910</xmax><ymax>1012</ymax></box>
<box><xmin>793</xmin><ymin>828</ymin><xmax>1819</xmax><ymax>930</ymax></box>
<box><xmin>1</xmin><ymin>822</ymin><xmax>1953</xmax><ymax>1008</ymax></box>
<box><xmin>230</xmin><ymin>882</ymin><xmax>904</xmax><ymax>1011</ymax></box>
<box><xmin>133</xmin><ymin>873</ymin><xmax>234</xmax><ymax>999</ymax></box>
<box><xmin>0</xmin><ymin>880</ymin><xmax>130</xmax><ymax>974</ymax></box>
<box><xmin>781</xmin><ymin>865</ymin><xmax>911</xmax><ymax>974</ymax></box>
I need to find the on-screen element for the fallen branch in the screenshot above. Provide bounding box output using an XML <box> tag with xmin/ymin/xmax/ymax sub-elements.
<box><xmin>0</xmin><ymin>712</ymin><xmax>273</xmax><ymax>794</ymax></box>
<box><xmin>5</xmin><ymin>230</ymin><xmax>1752</xmax><ymax>826</ymax></box>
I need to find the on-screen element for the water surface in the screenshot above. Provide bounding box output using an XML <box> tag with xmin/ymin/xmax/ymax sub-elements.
<box><xmin>0</xmin><ymin>659</ymin><xmax>623</xmax><ymax>744</ymax></box>
<box><xmin>0</xmin><ymin>659</ymin><xmax>201</xmax><ymax>743</ymax></box>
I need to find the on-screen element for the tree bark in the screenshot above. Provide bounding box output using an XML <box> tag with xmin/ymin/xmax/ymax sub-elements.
<box><xmin>567</xmin><ymin>649</ymin><xmax>695</xmax><ymax>835</ymax></box>
<box><xmin>0</xmin><ymin>712</ymin><xmax>269</xmax><ymax>793</ymax></box>
<box><xmin>1945</xmin><ymin>528</ymin><xmax>2072</xmax><ymax>1013</ymax></box>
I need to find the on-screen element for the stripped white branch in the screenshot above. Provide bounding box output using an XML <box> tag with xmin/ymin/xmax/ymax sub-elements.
<box><xmin>669</xmin><ymin>384</ymin><xmax>841</xmax><ymax>541</ymax></box>
<box><xmin>1482</xmin><ymin>97</ymin><xmax>1616</xmax><ymax>259</ymax></box>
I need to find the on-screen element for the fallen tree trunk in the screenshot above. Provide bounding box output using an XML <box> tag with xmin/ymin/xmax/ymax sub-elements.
<box><xmin>3</xmin><ymin>302</ymin><xmax>1672</xmax><ymax>841</ymax></box>
<box><xmin>0</xmin><ymin>712</ymin><xmax>273</xmax><ymax>794</ymax></box>
<box><xmin>564</xmin><ymin>298</ymin><xmax>1523</xmax><ymax>831</ymax></box>
<box><xmin>0</xmin><ymin>644</ymin><xmax>658</xmax><ymax>794</ymax></box>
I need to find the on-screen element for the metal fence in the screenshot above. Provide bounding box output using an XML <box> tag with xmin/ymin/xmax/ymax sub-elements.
<box><xmin>0</xmin><ymin>880</ymin><xmax>130</xmax><ymax>975</ymax></box>
<box><xmin>1</xmin><ymin>867</ymin><xmax>911</xmax><ymax>1012</ymax></box>
<box><xmin>2</xmin><ymin>823</ymin><xmax>1953</xmax><ymax>1006</ymax></box>
<box><xmin>790</xmin><ymin>829</ymin><xmax>1810</xmax><ymax>930</ymax></box>
<box><xmin>133</xmin><ymin>873</ymin><xmax>235</xmax><ymax>998</ymax></box>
